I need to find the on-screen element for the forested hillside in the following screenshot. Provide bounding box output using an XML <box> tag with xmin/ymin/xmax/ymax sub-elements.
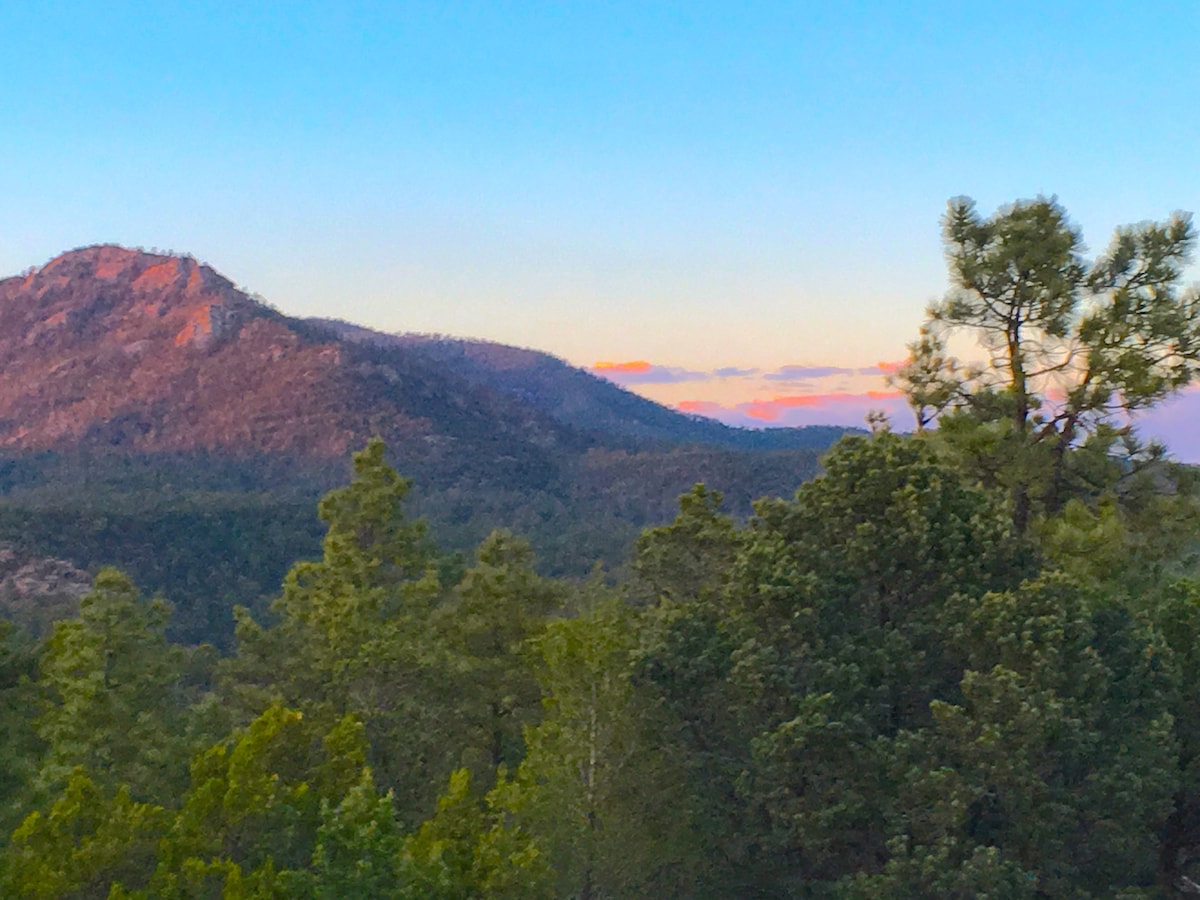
<box><xmin>0</xmin><ymin>245</ymin><xmax>849</xmax><ymax>647</ymax></box>
<box><xmin>312</xmin><ymin>318</ymin><xmax>853</xmax><ymax>451</ymax></box>
<box><xmin>4</xmin><ymin>197</ymin><xmax>1200</xmax><ymax>895</ymax></box>
<box><xmin>0</xmin><ymin>442</ymin><xmax>826</xmax><ymax>648</ymax></box>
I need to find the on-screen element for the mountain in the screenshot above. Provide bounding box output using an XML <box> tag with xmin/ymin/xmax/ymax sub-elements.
<box><xmin>0</xmin><ymin>245</ymin><xmax>854</xmax><ymax>644</ymax></box>
<box><xmin>0</xmin><ymin>245</ymin><xmax>586</xmax><ymax>490</ymax></box>
<box><xmin>0</xmin><ymin>246</ymin><xmax>850</xmax><ymax>471</ymax></box>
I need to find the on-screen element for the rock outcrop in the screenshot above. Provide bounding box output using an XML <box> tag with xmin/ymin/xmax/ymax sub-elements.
<box><xmin>0</xmin><ymin>543</ymin><xmax>92</xmax><ymax>636</ymax></box>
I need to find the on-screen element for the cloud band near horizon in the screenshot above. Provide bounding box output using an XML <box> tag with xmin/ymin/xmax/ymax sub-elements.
<box><xmin>590</xmin><ymin>357</ymin><xmax>1200</xmax><ymax>462</ymax></box>
<box><xmin>589</xmin><ymin>359</ymin><xmax>908</xmax><ymax>387</ymax></box>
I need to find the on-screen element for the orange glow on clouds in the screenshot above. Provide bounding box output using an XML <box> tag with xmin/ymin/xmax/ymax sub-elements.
<box><xmin>743</xmin><ymin>391</ymin><xmax>903</xmax><ymax>421</ymax></box>
<box><xmin>593</xmin><ymin>360</ymin><xmax>652</xmax><ymax>373</ymax></box>
<box><xmin>596</xmin><ymin>354</ymin><xmax>912</xmax><ymax>429</ymax></box>
<box><xmin>745</xmin><ymin>395</ymin><xmax>825</xmax><ymax>420</ymax></box>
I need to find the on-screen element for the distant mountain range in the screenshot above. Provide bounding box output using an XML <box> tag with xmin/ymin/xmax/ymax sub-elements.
<box><xmin>0</xmin><ymin>245</ymin><xmax>858</xmax><ymax>644</ymax></box>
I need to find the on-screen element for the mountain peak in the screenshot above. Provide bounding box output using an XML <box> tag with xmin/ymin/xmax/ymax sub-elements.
<box><xmin>37</xmin><ymin>244</ymin><xmax>184</xmax><ymax>283</ymax></box>
<box><xmin>26</xmin><ymin>245</ymin><xmax>240</xmax><ymax>306</ymax></box>
<box><xmin>3</xmin><ymin>245</ymin><xmax>263</xmax><ymax>355</ymax></box>
<box><xmin>0</xmin><ymin>245</ymin><xmax>852</xmax><ymax>462</ymax></box>
<box><xmin>0</xmin><ymin>246</ymin><xmax>318</xmax><ymax>452</ymax></box>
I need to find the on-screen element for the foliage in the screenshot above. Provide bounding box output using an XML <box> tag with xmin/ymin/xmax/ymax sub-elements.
<box><xmin>629</xmin><ymin>483</ymin><xmax>740</xmax><ymax>606</ymax></box>
<box><xmin>439</xmin><ymin>529</ymin><xmax>564</xmax><ymax>774</ymax></box>
<box><xmin>0</xmin><ymin>619</ymin><xmax>41</xmax><ymax>838</ymax></box>
<box><xmin>899</xmin><ymin>196</ymin><xmax>1200</xmax><ymax>435</ymax></box>
<box><xmin>2</xmin><ymin>767</ymin><xmax>166</xmax><ymax>898</ymax></box>
<box><xmin>35</xmin><ymin>569</ymin><xmax>192</xmax><ymax>804</ymax></box>
<box><xmin>402</xmin><ymin>767</ymin><xmax>553</xmax><ymax>899</ymax></box>
<box><xmin>516</xmin><ymin>583</ymin><xmax>697</xmax><ymax>897</ymax></box>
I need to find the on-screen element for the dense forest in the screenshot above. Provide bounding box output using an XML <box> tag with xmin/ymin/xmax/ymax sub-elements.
<box><xmin>0</xmin><ymin>441</ymin><xmax>829</xmax><ymax>650</ymax></box>
<box><xmin>5</xmin><ymin>197</ymin><xmax>1200</xmax><ymax>896</ymax></box>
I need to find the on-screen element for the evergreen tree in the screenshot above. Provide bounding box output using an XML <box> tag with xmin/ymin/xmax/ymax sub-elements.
<box><xmin>895</xmin><ymin>196</ymin><xmax>1200</xmax><ymax>527</ymax></box>
<box><xmin>517</xmin><ymin>581</ymin><xmax>698</xmax><ymax>898</ymax></box>
<box><xmin>441</xmin><ymin>529</ymin><xmax>564</xmax><ymax>775</ymax></box>
<box><xmin>0</xmin><ymin>619</ymin><xmax>42</xmax><ymax>842</ymax></box>
<box><xmin>225</xmin><ymin>438</ymin><xmax>457</xmax><ymax>824</ymax></box>
<box><xmin>2</xmin><ymin>767</ymin><xmax>166</xmax><ymax>899</ymax></box>
<box><xmin>36</xmin><ymin>569</ymin><xmax>189</xmax><ymax>804</ymax></box>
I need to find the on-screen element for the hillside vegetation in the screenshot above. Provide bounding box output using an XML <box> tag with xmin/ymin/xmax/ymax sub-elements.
<box><xmin>5</xmin><ymin>197</ymin><xmax>1200</xmax><ymax>895</ymax></box>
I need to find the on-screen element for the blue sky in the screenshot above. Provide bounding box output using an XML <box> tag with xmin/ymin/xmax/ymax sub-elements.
<box><xmin>3</xmin><ymin>2</ymin><xmax>1199</xmax><ymax>450</ymax></box>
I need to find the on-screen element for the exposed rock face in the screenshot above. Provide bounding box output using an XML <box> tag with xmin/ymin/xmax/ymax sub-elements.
<box><xmin>0</xmin><ymin>246</ymin><xmax>359</xmax><ymax>454</ymax></box>
<box><xmin>0</xmin><ymin>544</ymin><xmax>92</xmax><ymax>636</ymax></box>
<box><xmin>0</xmin><ymin>246</ymin><xmax>572</xmax><ymax>467</ymax></box>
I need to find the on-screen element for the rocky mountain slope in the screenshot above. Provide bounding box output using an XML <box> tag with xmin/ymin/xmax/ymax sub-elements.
<box><xmin>0</xmin><ymin>246</ymin><xmax>848</xmax><ymax>481</ymax></box>
<box><xmin>0</xmin><ymin>543</ymin><xmax>90</xmax><ymax>637</ymax></box>
<box><xmin>0</xmin><ymin>246</ymin><xmax>578</xmax><ymax>489</ymax></box>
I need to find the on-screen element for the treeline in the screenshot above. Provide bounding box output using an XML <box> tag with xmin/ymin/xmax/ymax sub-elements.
<box><xmin>1</xmin><ymin>426</ymin><xmax>1200</xmax><ymax>896</ymax></box>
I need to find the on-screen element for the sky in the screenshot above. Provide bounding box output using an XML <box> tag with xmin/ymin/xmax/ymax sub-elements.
<box><xmin>3</xmin><ymin>2</ymin><xmax>1200</xmax><ymax>455</ymax></box>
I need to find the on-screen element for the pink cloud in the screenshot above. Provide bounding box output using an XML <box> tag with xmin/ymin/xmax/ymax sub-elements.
<box><xmin>859</xmin><ymin>359</ymin><xmax>907</xmax><ymax>375</ymax></box>
<box><xmin>677</xmin><ymin>390</ymin><xmax>912</xmax><ymax>430</ymax></box>
<box><xmin>744</xmin><ymin>394</ymin><xmax>828</xmax><ymax>421</ymax></box>
<box><xmin>677</xmin><ymin>400</ymin><xmax>725</xmax><ymax>415</ymax></box>
<box><xmin>673</xmin><ymin>373</ymin><xmax>1200</xmax><ymax>461</ymax></box>
<box><xmin>744</xmin><ymin>390</ymin><xmax>904</xmax><ymax>421</ymax></box>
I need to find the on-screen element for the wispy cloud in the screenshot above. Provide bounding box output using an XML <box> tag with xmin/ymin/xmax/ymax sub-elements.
<box><xmin>592</xmin><ymin>355</ymin><xmax>914</xmax><ymax>430</ymax></box>
<box><xmin>764</xmin><ymin>364</ymin><xmax>857</xmax><ymax>382</ymax></box>
<box><xmin>591</xmin><ymin>360</ymin><xmax>710</xmax><ymax>385</ymax></box>
<box><xmin>676</xmin><ymin>390</ymin><xmax>912</xmax><ymax>430</ymax></box>
<box><xmin>637</xmin><ymin>350</ymin><xmax>1200</xmax><ymax>461</ymax></box>
<box><xmin>858</xmin><ymin>359</ymin><xmax>907</xmax><ymax>375</ymax></box>
<box><xmin>677</xmin><ymin>400</ymin><xmax>726</xmax><ymax>415</ymax></box>
<box><xmin>744</xmin><ymin>394</ymin><xmax>834</xmax><ymax>420</ymax></box>
<box><xmin>593</xmin><ymin>360</ymin><xmax>652</xmax><ymax>373</ymax></box>
<box><xmin>743</xmin><ymin>391</ymin><xmax>904</xmax><ymax>421</ymax></box>
<box><xmin>714</xmin><ymin>366</ymin><xmax>759</xmax><ymax>378</ymax></box>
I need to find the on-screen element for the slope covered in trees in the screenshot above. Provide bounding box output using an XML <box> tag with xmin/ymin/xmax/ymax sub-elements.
<box><xmin>0</xmin><ymin>440</ymin><xmax>828</xmax><ymax>648</ymax></box>
<box><xmin>313</xmin><ymin>317</ymin><xmax>854</xmax><ymax>451</ymax></box>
